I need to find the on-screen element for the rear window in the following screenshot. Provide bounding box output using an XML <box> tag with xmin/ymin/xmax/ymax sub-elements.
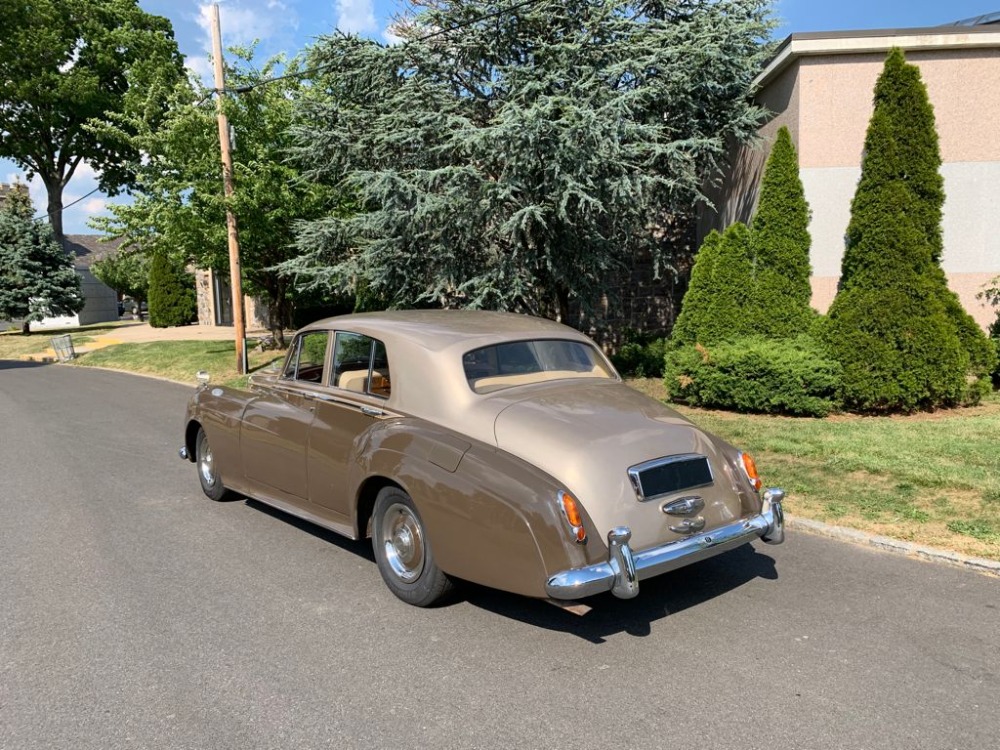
<box><xmin>463</xmin><ymin>339</ymin><xmax>614</xmax><ymax>394</ymax></box>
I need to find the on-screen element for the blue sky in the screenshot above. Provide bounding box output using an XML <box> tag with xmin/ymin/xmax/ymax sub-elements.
<box><xmin>5</xmin><ymin>0</ymin><xmax>996</xmax><ymax>234</ymax></box>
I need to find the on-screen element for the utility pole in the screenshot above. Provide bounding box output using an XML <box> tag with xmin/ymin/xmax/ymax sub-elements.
<box><xmin>210</xmin><ymin>3</ymin><xmax>247</xmax><ymax>375</ymax></box>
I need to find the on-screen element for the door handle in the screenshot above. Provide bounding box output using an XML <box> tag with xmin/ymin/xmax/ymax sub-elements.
<box><xmin>360</xmin><ymin>406</ymin><xmax>383</xmax><ymax>417</ymax></box>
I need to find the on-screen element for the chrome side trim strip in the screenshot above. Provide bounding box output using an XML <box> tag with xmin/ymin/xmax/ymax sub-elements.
<box><xmin>545</xmin><ymin>488</ymin><xmax>785</xmax><ymax>600</ymax></box>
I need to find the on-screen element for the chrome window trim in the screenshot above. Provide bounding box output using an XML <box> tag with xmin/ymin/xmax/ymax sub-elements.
<box><xmin>627</xmin><ymin>453</ymin><xmax>714</xmax><ymax>502</ymax></box>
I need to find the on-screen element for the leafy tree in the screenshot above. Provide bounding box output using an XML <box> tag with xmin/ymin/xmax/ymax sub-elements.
<box><xmin>91</xmin><ymin>250</ymin><xmax>150</xmax><ymax>315</ymax></box>
<box><xmin>750</xmin><ymin>126</ymin><xmax>813</xmax><ymax>336</ymax></box>
<box><xmin>0</xmin><ymin>198</ymin><xmax>83</xmax><ymax>334</ymax></box>
<box><xmin>286</xmin><ymin>0</ymin><xmax>774</xmax><ymax>322</ymax></box>
<box><xmin>147</xmin><ymin>252</ymin><xmax>195</xmax><ymax>328</ymax></box>
<box><xmin>825</xmin><ymin>49</ymin><xmax>992</xmax><ymax>411</ymax></box>
<box><xmin>0</xmin><ymin>0</ymin><xmax>184</xmax><ymax>243</ymax></box>
<box><xmin>93</xmin><ymin>49</ymin><xmax>333</xmax><ymax>346</ymax></box>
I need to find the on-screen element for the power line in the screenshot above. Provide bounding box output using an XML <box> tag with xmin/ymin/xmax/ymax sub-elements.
<box><xmin>32</xmin><ymin>185</ymin><xmax>104</xmax><ymax>223</ymax></box>
<box><xmin>31</xmin><ymin>0</ymin><xmax>547</xmax><ymax>224</ymax></box>
<box><xmin>230</xmin><ymin>0</ymin><xmax>547</xmax><ymax>95</ymax></box>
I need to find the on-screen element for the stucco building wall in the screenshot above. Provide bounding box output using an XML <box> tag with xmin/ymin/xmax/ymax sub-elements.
<box><xmin>708</xmin><ymin>29</ymin><xmax>1000</xmax><ymax>330</ymax></box>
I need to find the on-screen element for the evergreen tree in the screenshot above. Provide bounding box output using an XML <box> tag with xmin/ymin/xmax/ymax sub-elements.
<box><xmin>670</xmin><ymin>223</ymin><xmax>756</xmax><ymax>346</ymax></box>
<box><xmin>704</xmin><ymin>223</ymin><xmax>756</xmax><ymax>342</ymax></box>
<box><xmin>825</xmin><ymin>49</ymin><xmax>985</xmax><ymax>411</ymax></box>
<box><xmin>670</xmin><ymin>230</ymin><xmax>722</xmax><ymax>346</ymax></box>
<box><xmin>0</xmin><ymin>197</ymin><xmax>83</xmax><ymax>334</ymax></box>
<box><xmin>147</xmin><ymin>252</ymin><xmax>196</xmax><ymax>328</ymax></box>
<box><xmin>751</xmin><ymin>126</ymin><xmax>813</xmax><ymax>336</ymax></box>
<box><xmin>286</xmin><ymin>0</ymin><xmax>775</xmax><ymax>321</ymax></box>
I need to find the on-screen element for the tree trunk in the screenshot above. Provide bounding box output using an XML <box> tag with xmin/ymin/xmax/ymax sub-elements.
<box><xmin>555</xmin><ymin>284</ymin><xmax>571</xmax><ymax>326</ymax></box>
<box><xmin>21</xmin><ymin>320</ymin><xmax>31</xmax><ymax>335</ymax></box>
<box><xmin>40</xmin><ymin>175</ymin><xmax>65</xmax><ymax>247</ymax></box>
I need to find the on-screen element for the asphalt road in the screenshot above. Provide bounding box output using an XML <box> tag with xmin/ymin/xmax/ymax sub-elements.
<box><xmin>1</xmin><ymin>361</ymin><xmax>997</xmax><ymax>750</ymax></box>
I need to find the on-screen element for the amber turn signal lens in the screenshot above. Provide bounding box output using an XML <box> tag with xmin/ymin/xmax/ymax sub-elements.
<box><xmin>740</xmin><ymin>452</ymin><xmax>763</xmax><ymax>492</ymax></box>
<box><xmin>558</xmin><ymin>491</ymin><xmax>588</xmax><ymax>544</ymax></box>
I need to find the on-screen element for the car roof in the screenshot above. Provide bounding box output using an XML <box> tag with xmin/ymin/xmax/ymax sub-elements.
<box><xmin>299</xmin><ymin>309</ymin><xmax>592</xmax><ymax>352</ymax></box>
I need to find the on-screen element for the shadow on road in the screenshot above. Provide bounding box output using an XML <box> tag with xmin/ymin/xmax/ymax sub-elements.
<box><xmin>245</xmin><ymin>498</ymin><xmax>376</xmax><ymax>562</ymax></box>
<box><xmin>0</xmin><ymin>359</ymin><xmax>51</xmax><ymax>370</ymax></box>
<box><xmin>243</xmin><ymin>496</ymin><xmax>778</xmax><ymax>642</ymax></box>
<box><xmin>463</xmin><ymin>544</ymin><xmax>778</xmax><ymax>643</ymax></box>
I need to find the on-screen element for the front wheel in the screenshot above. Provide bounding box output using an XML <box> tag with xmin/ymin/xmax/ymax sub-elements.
<box><xmin>195</xmin><ymin>427</ymin><xmax>230</xmax><ymax>501</ymax></box>
<box><xmin>372</xmin><ymin>487</ymin><xmax>454</xmax><ymax>607</ymax></box>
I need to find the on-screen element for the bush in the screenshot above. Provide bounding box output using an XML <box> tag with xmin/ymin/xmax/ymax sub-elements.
<box><xmin>611</xmin><ymin>337</ymin><xmax>668</xmax><ymax>378</ymax></box>
<box><xmin>664</xmin><ymin>335</ymin><xmax>842</xmax><ymax>417</ymax></box>
<box><xmin>147</xmin><ymin>253</ymin><xmax>197</xmax><ymax>328</ymax></box>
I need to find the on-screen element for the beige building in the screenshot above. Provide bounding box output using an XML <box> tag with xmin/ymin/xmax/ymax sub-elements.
<box><xmin>710</xmin><ymin>21</ymin><xmax>1000</xmax><ymax>329</ymax></box>
<box><xmin>194</xmin><ymin>268</ymin><xmax>267</xmax><ymax>329</ymax></box>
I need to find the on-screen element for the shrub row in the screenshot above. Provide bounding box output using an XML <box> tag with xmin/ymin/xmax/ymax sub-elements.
<box><xmin>664</xmin><ymin>335</ymin><xmax>842</xmax><ymax>418</ymax></box>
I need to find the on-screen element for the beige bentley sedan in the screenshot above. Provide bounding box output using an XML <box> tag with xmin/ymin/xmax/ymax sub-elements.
<box><xmin>180</xmin><ymin>310</ymin><xmax>784</xmax><ymax>607</ymax></box>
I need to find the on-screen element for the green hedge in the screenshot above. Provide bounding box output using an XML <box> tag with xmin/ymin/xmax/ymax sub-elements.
<box><xmin>611</xmin><ymin>337</ymin><xmax>668</xmax><ymax>378</ymax></box>
<box><xmin>664</xmin><ymin>335</ymin><xmax>842</xmax><ymax>417</ymax></box>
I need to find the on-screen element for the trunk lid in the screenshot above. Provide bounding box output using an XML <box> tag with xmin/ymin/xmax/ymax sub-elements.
<box><xmin>492</xmin><ymin>381</ymin><xmax>753</xmax><ymax>551</ymax></box>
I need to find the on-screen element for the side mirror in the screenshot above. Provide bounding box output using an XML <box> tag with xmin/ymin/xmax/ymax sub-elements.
<box><xmin>196</xmin><ymin>370</ymin><xmax>211</xmax><ymax>386</ymax></box>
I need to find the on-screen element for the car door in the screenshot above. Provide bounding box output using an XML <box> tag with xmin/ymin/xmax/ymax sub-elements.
<box><xmin>240</xmin><ymin>330</ymin><xmax>330</xmax><ymax>500</ymax></box>
<box><xmin>306</xmin><ymin>331</ymin><xmax>393</xmax><ymax>518</ymax></box>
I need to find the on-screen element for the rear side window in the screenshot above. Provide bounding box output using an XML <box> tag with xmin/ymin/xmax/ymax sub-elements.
<box><xmin>463</xmin><ymin>339</ymin><xmax>613</xmax><ymax>393</ymax></box>
<box><xmin>331</xmin><ymin>332</ymin><xmax>391</xmax><ymax>398</ymax></box>
<box><xmin>283</xmin><ymin>331</ymin><xmax>330</xmax><ymax>383</ymax></box>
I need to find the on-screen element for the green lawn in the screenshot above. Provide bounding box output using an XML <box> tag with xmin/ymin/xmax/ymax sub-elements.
<box><xmin>632</xmin><ymin>378</ymin><xmax>1000</xmax><ymax>561</ymax></box>
<box><xmin>70</xmin><ymin>339</ymin><xmax>284</xmax><ymax>388</ymax></box>
<box><xmin>0</xmin><ymin>321</ymin><xmax>130</xmax><ymax>359</ymax></box>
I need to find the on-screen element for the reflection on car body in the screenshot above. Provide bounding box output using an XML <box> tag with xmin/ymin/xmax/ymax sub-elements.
<box><xmin>180</xmin><ymin>310</ymin><xmax>784</xmax><ymax>607</ymax></box>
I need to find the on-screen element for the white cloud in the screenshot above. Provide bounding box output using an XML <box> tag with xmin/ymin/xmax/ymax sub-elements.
<box><xmin>196</xmin><ymin>1</ymin><xmax>298</xmax><ymax>49</ymax></box>
<box><xmin>382</xmin><ymin>23</ymin><xmax>404</xmax><ymax>46</ymax></box>
<box><xmin>336</xmin><ymin>0</ymin><xmax>377</xmax><ymax>34</ymax></box>
<box><xmin>83</xmin><ymin>198</ymin><xmax>107</xmax><ymax>214</ymax></box>
<box><xmin>186</xmin><ymin>54</ymin><xmax>216</xmax><ymax>84</ymax></box>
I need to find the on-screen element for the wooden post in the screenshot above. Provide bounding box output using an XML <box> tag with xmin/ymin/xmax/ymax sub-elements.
<box><xmin>210</xmin><ymin>3</ymin><xmax>247</xmax><ymax>375</ymax></box>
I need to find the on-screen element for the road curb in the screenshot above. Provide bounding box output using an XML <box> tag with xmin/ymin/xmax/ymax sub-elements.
<box><xmin>786</xmin><ymin>515</ymin><xmax>1000</xmax><ymax>578</ymax></box>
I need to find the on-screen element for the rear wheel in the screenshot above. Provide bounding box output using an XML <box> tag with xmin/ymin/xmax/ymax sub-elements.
<box><xmin>372</xmin><ymin>486</ymin><xmax>454</xmax><ymax>607</ymax></box>
<box><xmin>195</xmin><ymin>427</ymin><xmax>230</xmax><ymax>501</ymax></box>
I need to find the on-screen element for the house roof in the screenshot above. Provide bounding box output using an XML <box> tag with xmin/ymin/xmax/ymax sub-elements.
<box><xmin>63</xmin><ymin>235</ymin><xmax>125</xmax><ymax>269</ymax></box>
<box><xmin>756</xmin><ymin>21</ymin><xmax>1000</xmax><ymax>88</ymax></box>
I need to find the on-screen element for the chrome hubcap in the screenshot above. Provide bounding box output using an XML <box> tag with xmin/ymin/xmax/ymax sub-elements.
<box><xmin>199</xmin><ymin>440</ymin><xmax>215</xmax><ymax>486</ymax></box>
<box><xmin>381</xmin><ymin>503</ymin><xmax>425</xmax><ymax>582</ymax></box>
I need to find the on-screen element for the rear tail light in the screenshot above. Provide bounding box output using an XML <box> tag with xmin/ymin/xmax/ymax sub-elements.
<box><xmin>558</xmin><ymin>491</ymin><xmax>587</xmax><ymax>544</ymax></box>
<box><xmin>739</xmin><ymin>452</ymin><xmax>762</xmax><ymax>492</ymax></box>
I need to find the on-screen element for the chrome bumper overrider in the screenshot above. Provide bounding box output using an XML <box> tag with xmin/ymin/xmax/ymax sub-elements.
<box><xmin>545</xmin><ymin>488</ymin><xmax>785</xmax><ymax>600</ymax></box>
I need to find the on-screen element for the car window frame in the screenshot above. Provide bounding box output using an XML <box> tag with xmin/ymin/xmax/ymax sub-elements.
<box><xmin>281</xmin><ymin>330</ymin><xmax>332</xmax><ymax>384</ymax></box>
<box><xmin>329</xmin><ymin>330</ymin><xmax>392</xmax><ymax>400</ymax></box>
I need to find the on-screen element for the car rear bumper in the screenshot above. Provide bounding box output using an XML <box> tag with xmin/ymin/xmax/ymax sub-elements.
<box><xmin>545</xmin><ymin>488</ymin><xmax>785</xmax><ymax>600</ymax></box>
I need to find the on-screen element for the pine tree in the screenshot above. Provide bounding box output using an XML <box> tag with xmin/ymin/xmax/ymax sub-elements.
<box><xmin>825</xmin><ymin>49</ymin><xmax>986</xmax><ymax>411</ymax></box>
<box><xmin>0</xmin><ymin>198</ymin><xmax>83</xmax><ymax>334</ymax></box>
<box><xmin>669</xmin><ymin>229</ymin><xmax>722</xmax><ymax>347</ymax></box>
<box><xmin>147</xmin><ymin>252</ymin><xmax>196</xmax><ymax>328</ymax></box>
<box><xmin>751</xmin><ymin>126</ymin><xmax>814</xmax><ymax>336</ymax></box>
<box><xmin>704</xmin><ymin>223</ymin><xmax>756</xmax><ymax>342</ymax></box>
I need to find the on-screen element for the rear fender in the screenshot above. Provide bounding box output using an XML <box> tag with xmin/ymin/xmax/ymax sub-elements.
<box><xmin>355</xmin><ymin>420</ymin><xmax>599</xmax><ymax>599</ymax></box>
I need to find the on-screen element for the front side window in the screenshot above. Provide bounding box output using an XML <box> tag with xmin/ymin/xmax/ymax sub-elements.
<box><xmin>463</xmin><ymin>339</ymin><xmax>613</xmax><ymax>393</ymax></box>
<box><xmin>283</xmin><ymin>331</ymin><xmax>330</xmax><ymax>383</ymax></box>
<box><xmin>331</xmin><ymin>332</ymin><xmax>392</xmax><ymax>398</ymax></box>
